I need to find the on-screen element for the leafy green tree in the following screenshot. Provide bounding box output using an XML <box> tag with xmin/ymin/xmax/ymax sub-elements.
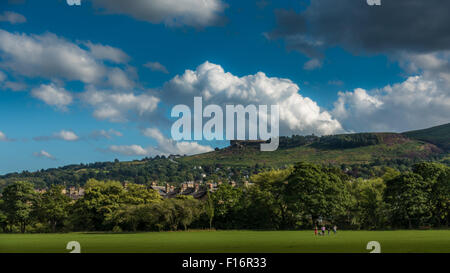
<box><xmin>0</xmin><ymin>199</ymin><xmax>8</xmax><ymax>232</ymax></box>
<box><xmin>123</xmin><ymin>183</ymin><xmax>161</xmax><ymax>205</ymax></box>
<box><xmin>107</xmin><ymin>204</ymin><xmax>152</xmax><ymax>232</ymax></box>
<box><xmin>350</xmin><ymin>178</ymin><xmax>387</xmax><ymax>229</ymax></box>
<box><xmin>250</xmin><ymin>168</ymin><xmax>293</xmax><ymax>228</ymax></box>
<box><xmin>36</xmin><ymin>185</ymin><xmax>71</xmax><ymax>232</ymax></box>
<box><xmin>384</xmin><ymin>173</ymin><xmax>432</xmax><ymax>228</ymax></box>
<box><xmin>211</xmin><ymin>184</ymin><xmax>243</xmax><ymax>229</ymax></box>
<box><xmin>237</xmin><ymin>186</ymin><xmax>281</xmax><ymax>229</ymax></box>
<box><xmin>434</xmin><ymin>169</ymin><xmax>450</xmax><ymax>226</ymax></box>
<box><xmin>382</xmin><ymin>167</ymin><xmax>400</xmax><ymax>182</ymax></box>
<box><xmin>106</xmin><ymin>197</ymin><xmax>202</xmax><ymax>232</ymax></box>
<box><xmin>71</xmin><ymin>179</ymin><xmax>126</xmax><ymax>230</ymax></box>
<box><xmin>413</xmin><ymin>163</ymin><xmax>450</xmax><ymax>227</ymax></box>
<box><xmin>173</xmin><ymin>196</ymin><xmax>202</xmax><ymax>230</ymax></box>
<box><xmin>1</xmin><ymin>181</ymin><xmax>37</xmax><ymax>233</ymax></box>
<box><xmin>104</xmin><ymin>184</ymin><xmax>162</xmax><ymax>231</ymax></box>
<box><xmin>284</xmin><ymin>162</ymin><xmax>352</xmax><ymax>227</ymax></box>
<box><xmin>412</xmin><ymin>162</ymin><xmax>446</xmax><ymax>182</ymax></box>
<box><xmin>204</xmin><ymin>192</ymin><xmax>214</xmax><ymax>229</ymax></box>
<box><xmin>152</xmin><ymin>201</ymin><xmax>176</xmax><ymax>231</ymax></box>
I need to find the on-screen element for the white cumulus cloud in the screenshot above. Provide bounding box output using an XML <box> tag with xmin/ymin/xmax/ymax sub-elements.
<box><xmin>397</xmin><ymin>50</ymin><xmax>450</xmax><ymax>85</ymax></box>
<box><xmin>333</xmin><ymin>76</ymin><xmax>450</xmax><ymax>132</ymax></box>
<box><xmin>162</xmin><ymin>61</ymin><xmax>343</xmax><ymax>136</ymax></box>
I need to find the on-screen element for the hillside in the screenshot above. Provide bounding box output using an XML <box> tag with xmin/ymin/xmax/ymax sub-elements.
<box><xmin>180</xmin><ymin>132</ymin><xmax>443</xmax><ymax>167</ymax></box>
<box><xmin>1</xmin><ymin>124</ymin><xmax>449</xmax><ymax>189</ymax></box>
<box><xmin>403</xmin><ymin>123</ymin><xmax>450</xmax><ymax>152</ymax></box>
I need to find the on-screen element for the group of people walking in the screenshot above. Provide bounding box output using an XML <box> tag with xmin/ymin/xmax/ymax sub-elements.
<box><xmin>314</xmin><ymin>225</ymin><xmax>337</xmax><ymax>236</ymax></box>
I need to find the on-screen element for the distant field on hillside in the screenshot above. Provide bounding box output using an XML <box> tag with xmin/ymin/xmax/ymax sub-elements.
<box><xmin>0</xmin><ymin>230</ymin><xmax>449</xmax><ymax>253</ymax></box>
<box><xmin>180</xmin><ymin>140</ymin><xmax>441</xmax><ymax>167</ymax></box>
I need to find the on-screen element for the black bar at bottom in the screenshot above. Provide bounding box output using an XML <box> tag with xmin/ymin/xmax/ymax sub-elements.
<box><xmin>4</xmin><ymin>253</ymin><xmax>448</xmax><ymax>272</ymax></box>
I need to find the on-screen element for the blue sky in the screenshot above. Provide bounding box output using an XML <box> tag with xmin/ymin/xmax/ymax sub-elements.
<box><xmin>0</xmin><ymin>0</ymin><xmax>449</xmax><ymax>174</ymax></box>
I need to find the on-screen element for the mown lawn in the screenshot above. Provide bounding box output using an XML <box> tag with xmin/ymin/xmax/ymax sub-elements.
<box><xmin>0</xmin><ymin>230</ymin><xmax>449</xmax><ymax>253</ymax></box>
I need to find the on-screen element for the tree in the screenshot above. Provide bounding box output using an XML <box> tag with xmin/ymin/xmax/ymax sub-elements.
<box><xmin>412</xmin><ymin>162</ymin><xmax>446</xmax><ymax>182</ymax></box>
<box><xmin>71</xmin><ymin>179</ymin><xmax>126</xmax><ymax>231</ymax></box>
<box><xmin>123</xmin><ymin>183</ymin><xmax>161</xmax><ymax>205</ymax></box>
<box><xmin>204</xmin><ymin>192</ymin><xmax>214</xmax><ymax>229</ymax></box>
<box><xmin>384</xmin><ymin>173</ymin><xmax>432</xmax><ymax>228</ymax></box>
<box><xmin>412</xmin><ymin>163</ymin><xmax>450</xmax><ymax>227</ymax></box>
<box><xmin>1</xmin><ymin>181</ymin><xmax>37</xmax><ymax>233</ymax></box>
<box><xmin>173</xmin><ymin>196</ymin><xmax>202</xmax><ymax>230</ymax></box>
<box><xmin>284</xmin><ymin>162</ymin><xmax>352</xmax><ymax>227</ymax></box>
<box><xmin>350</xmin><ymin>178</ymin><xmax>387</xmax><ymax>229</ymax></box>
<box><xmin>434</xmin><ymin>169</ymin><xmax>450</xmax><ymax>226</ymax></box>
<box><xmin>381</xmin><ymin>167</ymin><xmax>400</xmax><ymax>182</ymax></box>
<box><xmin>211</xmin><ymin>184</ymin><xmax>243</xmax><ymax>229</ymax></box>
<box><xmin>36</xmin><ymin>185</ymin><xmax>71</xmax><ymax>232</ymax></box>
<box><xmin>107</xmin><ymin>204</ymin><xmax>151</xmax><ymax>232</ymax></box>
<box><xmin>0</xmin><ymin>199</ymin><xmax>8</xmax><ymax>232</ymax></box>
<box><xmin>237</xmin><ymin>186</ymin><xmax>281</xmax><ymax>229</ymax></box>
<box><xmin>250</xmin><ymin>168</ymin><xmax>293</xmax><ymax>229</ymax></box>
<box><xmin>102</xmin><ymin>193</ymin><xmax>202</xmax><ymax>232</ymax></box>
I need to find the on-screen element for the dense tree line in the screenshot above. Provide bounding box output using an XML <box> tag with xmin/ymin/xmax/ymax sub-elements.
<box><xmin>0</xmin><ymin>158</ymin><xmax>264</xmax><ymax>191</ymax></box>
<box><xmin>278</xmin><ymin>133</ymin><xmax>388</xmax><ymax>149</ymax></box>
<box><xmin>1</xmin><ymin>155</ymin><xmax>440</xmax><ymax>192</ymax></box>
<box><xmin>312</xmin><ymin>133</ymin><xmax>381</xmax><ymax>149</ymax></box>
<box><xmin>0</xmin><ymin>179</ymin><xmax>204</xmax><ymax>233</ymax></box>
<box><xmin>0</xmin><ymin>162</ymin><xmax>448</xmax><ymax>233</ymax></box>
<box><xmin>278</xmin><ymin>135</ymin><xmax>319</xmax><ymax>148</ymax></box>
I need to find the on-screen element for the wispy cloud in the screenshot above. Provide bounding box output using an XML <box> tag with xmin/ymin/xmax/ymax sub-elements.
<box><xmin>144</xmin><ymin>61</ymin><xmax>169</xmax><ymax>74</ymax></box>
<box><xmin>89</xmin><ymin>129</ymin><xmax>123</xmax><ymax>140</ymax></box>
<box><xmin>303</xmin><ymin>59</ymin><xmax>322</xmax><ymax>71</ymax></box>
<box><xmin>328</xmin><ymin>80</ymin><xmax>344</xmax><ymax>86</ymax></box>
<box><xmin>0</xmin><ymin>11</ymin><xmax>26</xmax><ymax>24</ymax></box>
<box><xmin>107</xmin><ymin>128</ymin><xmax>212</xmax><ymax>157</ymax></box>
<box><xmin>0</xmin><ymin>131</ymin><xmax>15</xmax><ymax>142</ymax></box>
<box><xmin>33</xmin><ymin>150</ymin><xmax>56</xmax><ymax>160</ymax></box>
<box><xmin>34</xmin><ymin>130</ymin><xmax>79</xmax><ymax>142</ymax></box>
<box><xmin>0</xmin><ymin>131</ymin><xmax>8</xmax><ymax>141</ymax></box>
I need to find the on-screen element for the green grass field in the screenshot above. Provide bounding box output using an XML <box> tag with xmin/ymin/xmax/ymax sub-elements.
<box><xmin>0</xmin><ymin>230</ymin><xmax>449</xmax><ymax>253</ymax></box>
